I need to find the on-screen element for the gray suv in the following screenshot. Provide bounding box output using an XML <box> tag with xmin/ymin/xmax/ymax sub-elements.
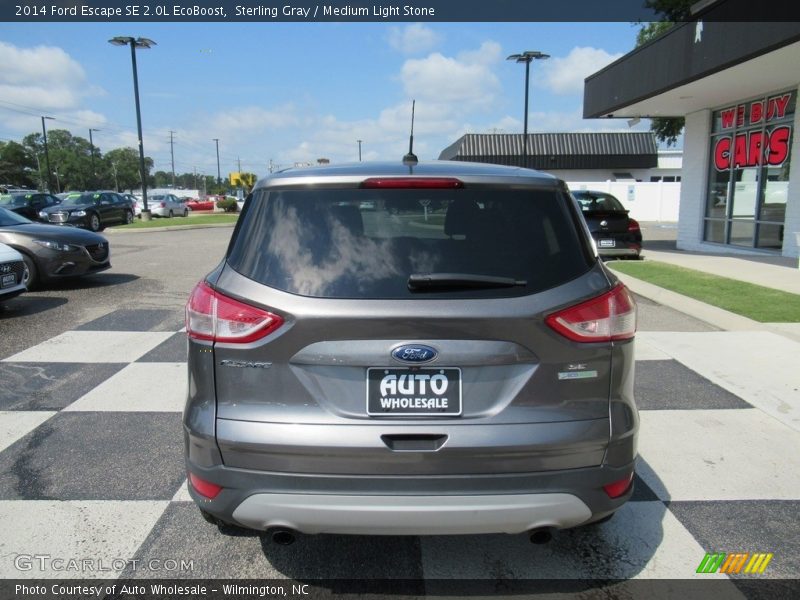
<box><xmin>184</xmin><ymin>161</ymin><xmax>638</xmax><ymax>543</ymax></box>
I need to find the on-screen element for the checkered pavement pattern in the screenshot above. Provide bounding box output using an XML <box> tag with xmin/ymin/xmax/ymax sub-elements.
<box><xmin>0</xmin><ymin>308</ymin><xmax>798</xmax><ymax>586</ymax></box>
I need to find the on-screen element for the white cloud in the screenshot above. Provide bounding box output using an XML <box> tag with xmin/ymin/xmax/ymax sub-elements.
<box><xmin>387</xmin><ymin>24</ymin><xmax>441</xmax><ymax>55</ymax></box>
<box><xmin>207</xmin><ymin>105</ymin><xmax>299</xmax><ymax>135</ymax></box>
<box><xmin>0</xmin><ymin>41</ymin><xmax>92</xmax><ymax>112</ymax></box>
<box><xmin>539</xmin><ymin>47</ymin><xmax>624</xmax><ymax>95</ymax></box>
<box><xmin>400</xmin><ymin>41</ymin><xmax>502</xmax><ymax>109</ymax></box>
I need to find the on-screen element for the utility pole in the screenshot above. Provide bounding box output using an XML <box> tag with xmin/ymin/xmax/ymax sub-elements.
<box><xmin>89</xmin><ymin>128</ymin><xmax>100</xmax><ymax>189</ymax></box>
<box><xmin>169</xmin><ymin>130</ymin><xmax>176</xmax><ymax>188</ymax></box>
<box><xmin>41</xmin><ymin>116</ymin><xmax>54</xmax><ymax>192</ymax></box>
<box><xmin>213</xmin><ymin>138</ymin><xmax>221</xmax><ymax>187</ymax></box>
<box><xmin>193</xmin><ymin>166</ymin><xmax>197</xmax><ymax>190</ymax></box>
<box><xmin>357</xmin><ymin>139</ymin><xmax>362</xmax><ymax>161</ymax></box>
<box><xmin>237</xmin><ymin>156</ymin><xmax>241</xmax><ymax>173</ymax></box>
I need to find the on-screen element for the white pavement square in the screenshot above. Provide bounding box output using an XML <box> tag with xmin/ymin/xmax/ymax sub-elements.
<box><xmin>0</xmin><ymin>411</ymin><xmax>56</xmax><ymax>454</ymax></box>
<box><xmin>2</xmin><ymin>331</ymin><xmax>175</xmax><ymax>364</ymax></box>
<box><xmin>419</xmin><ymin>502</ymin><xmax>730</xmax><ymax>580</ymax></box>
<box><xmin>0</xmin><ymin>500</ymin><xmax>169</xmax><ymax>579</ymax></box>
<box><xmin>638</xmin><ymin>409</ymin><xmax>800</xmax><ymax>501</ymax></box>
<box><xmin>64</xmin><ymin>363</ymin><xmax>187</xmax><ymax>412</ymax></box>
<box><xmin>634</xmin><ymin>338</ymin><xmax>673</xmax><ymax>361</ymax></box>
<box><xmin>638</xmin><ymin>331</ymin><xmax>800</xmax><ymax>432</ymax></box>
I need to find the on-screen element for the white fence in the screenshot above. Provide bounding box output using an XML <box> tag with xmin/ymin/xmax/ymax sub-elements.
<box><xmin>566</xmin><ymin>181</ymin><xmax>681</xmax><ymax>222</ymax></box>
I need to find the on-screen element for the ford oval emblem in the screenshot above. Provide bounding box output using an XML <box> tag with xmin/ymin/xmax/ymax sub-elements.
<box><xmin>392</xmin><ymin>344</ymin><xmax>437</xmax><ymax>364</ymax></box>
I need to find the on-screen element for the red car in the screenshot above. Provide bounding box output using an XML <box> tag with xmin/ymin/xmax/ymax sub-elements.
<box><xmin>185</xmin><ymin>197</ymin><xmax>216</xmax><ymax>211</ymax></box>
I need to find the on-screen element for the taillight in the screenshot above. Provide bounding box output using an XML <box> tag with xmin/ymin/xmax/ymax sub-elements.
<box><xmin>160</xmin><ymin>201</ymin><xmax>166</xmax><ymax>208</ymax></box>
<box><xmin>360</xmin><ymin>177</ymin><xmax>464</xmax><ymax>189</ymax></box>
<box><xmin>189</xmin><ymin>472</ymin><xmax>222</xmax><ymax>499</ymax></box>
<box><xmin>185</xmin><ymin>281</ymin><xmax>284</xmax><ymax>343</ymax></box>
<box><xmin>545</xmin><ymin>284</ymin><xmax>636</xmax><ymax>343</ymax></box>
<box><xmin>627</xmin><ymin>218</ymin><xmax>640</xmax><ymax>232</ymax></box>
<box><xmin>603</xmin><ymin>473</ymin><xmax>634</xmax><ymax>499</ymax></box>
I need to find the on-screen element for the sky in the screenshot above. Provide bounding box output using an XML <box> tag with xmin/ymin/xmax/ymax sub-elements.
<box><xmin>0</xmin><ymin>21</ymin><xmax>651</xmax><ymax>180</ymax></box>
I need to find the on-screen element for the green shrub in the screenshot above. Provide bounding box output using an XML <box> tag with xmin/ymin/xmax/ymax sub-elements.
<box><xmin>216</xmin><ymin>198</ymin><xmax>238</xmax><ymax>212</ymax></box>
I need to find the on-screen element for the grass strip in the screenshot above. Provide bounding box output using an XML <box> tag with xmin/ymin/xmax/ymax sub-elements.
<box><xmin>609</xmin><ymin>260</ymin><xmax>800</xmax><ymax>323</ymax></box>
<box><xmin>111</xmin><ymin>214</ymin><xmax>238</xmax><ymax>229</ymax></box>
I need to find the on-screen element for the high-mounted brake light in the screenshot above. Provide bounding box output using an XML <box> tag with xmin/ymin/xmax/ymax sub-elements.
<box><xmin>360</xmin><ymin>177</ymin><xmax>464</xmax><ymax>189</ymax></box>
<box><xmin>185</xmin><ymin>281</ymin><xmax>284</xmax><ymax>343</ymax></box>
<box><xmin>545</xmin><ymin>284</ymin><xmax>637</xmax><ymax>343</ymax></box>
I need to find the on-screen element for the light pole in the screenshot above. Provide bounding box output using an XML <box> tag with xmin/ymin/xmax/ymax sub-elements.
<box><xmin>213</xmin><ymin>138</ymin><xmax>221</xmax><ymax>189</ymax></box>
<box><xmin>88</xmin><ymin>128</ymin><xmax>100</xmax><ymax>189</ymax></box>
<box><xmin>507</xmin><ymin>50</ymin><xmax>549</xmax><ymax>168</ymax></box>
<box><xmin>357</xmin><ymin>139</ymin><xmax>363</xmax><ymax>162</ymax></box>
<box><xmin>109</xmin><ymin>36</ymin><xmax>156</xmax><ymax>219</ymax></box>
<box><xmin>41</xmin><ymin>116</ymin><xmax>54</xmax><ymax>192</ymax></box>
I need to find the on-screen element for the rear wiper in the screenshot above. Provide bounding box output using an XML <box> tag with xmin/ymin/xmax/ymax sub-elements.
<box><xmin>408</xmin><ymin>272</ymin><xmax>527</xmax><ymax>291</ymax></box>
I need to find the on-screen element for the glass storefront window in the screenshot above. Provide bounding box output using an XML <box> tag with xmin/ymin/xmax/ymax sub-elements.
<box><xmin>704</xmin><ymin>89</ymin><xmax>794</xmax><ymax>250</ymax></box>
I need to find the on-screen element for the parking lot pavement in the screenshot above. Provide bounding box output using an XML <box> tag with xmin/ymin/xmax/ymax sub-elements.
<box><xmin>0</xmin><ymin>307</ymin><xmax>798</xmax><ymax>588</ymax></box>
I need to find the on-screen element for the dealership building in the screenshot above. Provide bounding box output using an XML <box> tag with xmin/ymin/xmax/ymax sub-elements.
<box><xmin>584</xmin><ymin>3</ymin><xmax>800</xmax><ymax>258</ymax></box>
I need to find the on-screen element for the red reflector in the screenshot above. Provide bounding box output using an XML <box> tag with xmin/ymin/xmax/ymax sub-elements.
<box><xmin>603</xmin><ymin>473</ymin><xmax>634</xmax><ymax>499</ymax></box>
<box><xmin>360</xmin><ymin>177</ymin><xmax>464</xmax><ymax>189</ymax></box>
<box><xmin>185</xmin><ymin>281</ymin><xmax>284</xmax><ymax>343</ymax></box>
<box><xmin>189</xmin><ymin>472</ymin><xmax>223</xmax><ymax>499</ymax></box>
<box><xmin>545</xmin><ymin>284</ymin><xmax>637</xmax><ymax>343</ymax></box>
<box><xmin>628</xmin><ymin>218</ymin><xmax>640</xmax><ymax>232</ymax></box>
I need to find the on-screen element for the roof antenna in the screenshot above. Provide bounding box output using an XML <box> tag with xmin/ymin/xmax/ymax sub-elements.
<box><xmin>402</xmin><ymin>100</ymin><xmax>418</xmax><ymax>166</ymax></box>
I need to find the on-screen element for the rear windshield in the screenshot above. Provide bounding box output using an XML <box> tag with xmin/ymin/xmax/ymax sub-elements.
<box><xmin>573</xmin><ymin>192</ymin><xmax>625</xmax><ymax>213</ymax></box>
<box><xmin>0</xmin><ymin>195</ymin><xmax>26</xmax><ymax>207</ymax></box>
<box><xmin>227</xmin><ymin>187</ymin><xmax>591</xmax><ymax>299</ymax></box>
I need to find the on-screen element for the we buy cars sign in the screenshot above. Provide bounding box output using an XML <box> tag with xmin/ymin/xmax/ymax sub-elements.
<box><xmin>713</xmin><ymin>91</ymin><xmax>793</xmax><ymax>171</ymax></box>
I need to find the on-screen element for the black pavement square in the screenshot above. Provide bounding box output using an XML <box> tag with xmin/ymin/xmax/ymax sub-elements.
<box><xmin>668</xmin><ymin>500</ymin><xmax>800</xmax><ymax>579</ymax></box>
<box><xmin>137</xmin><ymin>332</ymin><xmax>188</xmax><ymax>363</ymax></box>
<box><xmin>76</xmin><ymin>309</ymin><xmax>184</xmax><ymax>332</ymax></box>
<box><xmin>124</xmin><ymin>502</ymin><xmax>425</xmax><ymax>580</ymax></box>
<box><xmin>630</xmin><ymin>473</ymin><xmax>660</xmax><ymax>502</ymax></box>
<box><xmin>635</xmin><ymin>360</ymin><xmax>752</xmax><ymax>410</ymax></box>
<box><xmin>0</xmin><ymin>412</ymin><xmax>184</xmax><ymax>500</ymax></box>
<box><xmin>0</xmin><ymin>362</ymin><xmax>124</xmax><ymax>411</ymax></box>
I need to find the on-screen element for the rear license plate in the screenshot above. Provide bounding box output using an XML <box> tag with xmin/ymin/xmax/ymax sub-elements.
<box><xmin>599</xmin><ymin>239</ymin><xmax>615</xmax><ymax>248</ymax></box>
<box><xmin>1</xmin><ymin>273</ymin><xmax>15</xmax><ymax>288</ymax></box>
<box><xmin>367</xmin><ymin>367</ymin><xmax>461</xmax><ymax>416</ymax></box>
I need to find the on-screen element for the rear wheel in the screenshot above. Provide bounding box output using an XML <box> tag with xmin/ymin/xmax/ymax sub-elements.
<box><xmin>183</xmin><ymin>208</ymin><xmax>188</xmax><ymax>217</ymax></box>
<box><xmin>168</xmin><ymin>209</ymin><xmax>174</xmax><ymax>218</ymax></box>
<box><xmin>88</xmin><ymin>212</ymin><xmax>101</xmax><ymax>232</ymax></box>
<box><xmin>124</xmin><ymin>210</ymin><xmax>134</xmax><ymax>225</ymax></box>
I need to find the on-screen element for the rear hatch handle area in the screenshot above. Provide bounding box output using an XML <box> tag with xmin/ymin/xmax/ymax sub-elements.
<box><xmin>381</xmin><ymin>434</ymin><xmax>448</xmax><ymax>452</ymax></box>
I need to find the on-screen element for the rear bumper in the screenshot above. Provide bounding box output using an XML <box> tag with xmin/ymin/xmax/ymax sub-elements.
<box><xmin>230</xmin><ymin>491</ymin><xmax>592</xmax><ymax>535</ymax></box>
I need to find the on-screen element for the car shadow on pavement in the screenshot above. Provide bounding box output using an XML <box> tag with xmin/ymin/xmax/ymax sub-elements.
<box><xmin>42</xmin><ymin>272</ymin><xmax>140</xmax><ymax>291</ymax></box>
<box><xmin>0</xmin><ymin>295</ymin><xmax>68</xmax><ymax>319</ymax></box>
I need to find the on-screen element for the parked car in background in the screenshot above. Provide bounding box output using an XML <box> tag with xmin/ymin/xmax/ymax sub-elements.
<box><xmin>0</xmin><ymin>241</ymin><xmax>27</xmax><ymax>301</ymax></box>
<box><xmin>147</xmin><ymin>193</ymin><xmax>189</xmax><ymax>218</ymax></box>
<box><xmin>184</xmin><ymin>161</ymin><xmax>639</xmax><ymax>541</ymax></box>
<box><xmin>571</xmin><ymin>190</ymin><xmax>642</xmax><ymax>259</ymax></box>
<box><xmin>186</xmin><ymin>196</ymin><xmax>218</xmax><ymax>211</ymax></box>
<box><xmin>0</xmin><ymin>207</ymin><xmax>110</xmax><ymax>288</ymax></box>
<box><xmin>0</xmin><ymin>192</ymin><xmax>61</xmax><ymax>222</ymax></box>
<box><xmin>39</xmin><ymin>191</ymin><xmax>134</xmax><ymax>231</ymax></box>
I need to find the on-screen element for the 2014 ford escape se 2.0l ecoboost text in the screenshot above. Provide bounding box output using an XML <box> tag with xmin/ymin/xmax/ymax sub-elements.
<box><xmin>184</xmin><ymin>160</ymin><xmax>638</xmax><ymax>541</ymax></box>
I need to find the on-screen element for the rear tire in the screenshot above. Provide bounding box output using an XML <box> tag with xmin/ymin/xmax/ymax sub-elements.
<box><xmin>168</xmin><ymin>210</ymin><xmax>174</xmax><ymax>218</ymax></box>
<box><xmin>183</xmin><ymin>208</ymin><xmax>188</xmax><ymax>217</ymax></box>
<box><xmin>124</xmin><ymin>210</ymin><xmax>134</xmax><ymax>225</ymax></box>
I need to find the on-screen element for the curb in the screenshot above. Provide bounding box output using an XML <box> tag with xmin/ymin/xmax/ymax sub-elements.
<box><xmin>105</xmin><ymin>223</ymin><xmax>236</xmax><ymax>234</ymax></box>
<box><xmin>611</xmin><ymin>269</ymin><xmax>800</xmax><ymax>343</ymax></box>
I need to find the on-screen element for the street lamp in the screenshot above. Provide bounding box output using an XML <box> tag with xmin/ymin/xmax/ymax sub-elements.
<box><xmin>88</xmin><ymin>128</ymin><xmax>100</xmax><ymax>189</ymax></box>
<box><xmin>41</xmin><ymin>116</ymin><xmax>54</xmax><ymax>192</ymax></box>
<box><xmin>357</xmin><ymin>139</ymin><xmax>363</xmax><ymax>162</ymax></box>
<box><xmin>507</xmin><ymin>50</ymin><xmax>549</xmax><ymax>168</ymax></box>
<box><xmin>213</xmin><ymin>138</ymin><xmax>221</xmax><ymax>188</ymax></box>
<box><xmin>109</xmin><ymin>36</ymin><xmax>156</xmax><ymax>218</ymax></box>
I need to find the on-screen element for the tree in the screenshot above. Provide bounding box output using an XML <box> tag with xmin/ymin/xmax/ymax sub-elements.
<box><xmin>0</xmin><ymin>141</ymin><xmax>37</xmax><ymax>188</ymax></box>
<box><xmin>22</xmin><ymin>129</ymin><xmax>96</xmax><ymax>191</ymax></box>
<box><xmin>103</xmin><ymin>147</ymin><xmax>154</xmax><ymax>192</ymax></box>
<box><xmin>637</xmin><ymin>0</ymin><xmax>696</xmax><ymax>146</ymax></box>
